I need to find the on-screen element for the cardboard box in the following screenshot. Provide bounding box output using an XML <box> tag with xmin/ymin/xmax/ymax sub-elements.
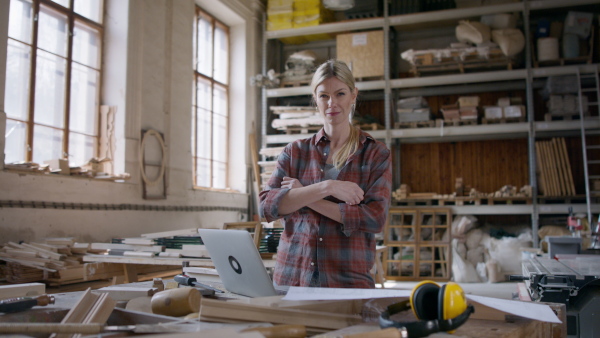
<box><xmin>337</xmin><ymin>30</ymin><xmax>384</xmax><ymax>79</ymax></box>
<box><xmin>503</xmin><ymin>105</ymin><xmax>525</xmax><ymax>118</ymax></box>
<box><xmin>460</xmin><ymin>106</ymin><xmax>478</xmax><ymax>120</ymax></box>
<box><xmin>484</xmin><ymin>106</ymin><xmax>503</xmax><ymax>119</ymax></box>
<box><xmin>441</xmin><ymin>104</ymin><xmax>460</xmax><ymax>120</ymax></box>
<box><xmin>396</xmin><ymin>108</ymin><xmax>431</xmax><ymax>122</ymax></box>
<box><xmin>458</xmin><ymin>96</ymin><xmax>480</xmax><ymax>108</ymax></box>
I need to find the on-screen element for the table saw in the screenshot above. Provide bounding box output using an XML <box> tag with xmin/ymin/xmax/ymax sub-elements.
<box><xmin>520</xmin><ymin>255</ymin><xmax>600</xmax><ymax>338</ymax></box>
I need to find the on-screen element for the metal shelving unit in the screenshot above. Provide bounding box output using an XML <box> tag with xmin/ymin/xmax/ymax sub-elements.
<box><xmin>259</xmin><ymin>1</ymin><xmax>600</xmax><ymax>234</ymax></box>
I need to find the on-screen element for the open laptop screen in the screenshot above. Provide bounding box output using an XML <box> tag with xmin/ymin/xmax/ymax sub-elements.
<box><xmin>198</xmin><ymin>228</ymin><xmax>278</xmax><ymax>297</ymax></box>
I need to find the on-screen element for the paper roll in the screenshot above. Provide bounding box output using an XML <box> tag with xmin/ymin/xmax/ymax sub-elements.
<box><xmin>537</xmin><ymin>37</ymin><xmax>559</xmax><ymax>61</ymax></box>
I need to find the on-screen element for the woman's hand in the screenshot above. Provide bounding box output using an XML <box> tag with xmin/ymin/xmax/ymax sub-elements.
<box><xmin>281</xmin><ymin>176</ymin><xmax>304</xmax><ymax>190</ymax></box>
<box><xmin>327</xmin><ymin>180</ymin><xmax>364</xmax><ymax>205</ymax></box>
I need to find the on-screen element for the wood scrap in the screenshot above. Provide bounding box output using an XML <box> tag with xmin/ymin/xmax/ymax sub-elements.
<box><xmin>141</xmin><ymin>228</ymin><xmax>199</xmax><ymax>239</ymax></box>
<box><xmin>93</xmin><ymin>286</ymin><xmax>158</xmax><ymax>301</ymax></box>
<box><xmin>199</xmin><ymin>298</ymin><xmax>363</xmax><ymax>332</ymax></box>
<box><xmin>0</xmin><ymin>282</ymin><xmax>46</xmax><ymax>300</ymax></box>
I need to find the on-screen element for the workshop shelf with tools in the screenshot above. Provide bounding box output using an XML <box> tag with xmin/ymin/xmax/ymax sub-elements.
<box><xmin>259</xmin><ymin>0</ymin><xmax>600</xmax><ymax>284</ymax></box>
<box><xmin>260</xmin><ymin>0</ymin><xmax>600</xmax><ymax>233</ymax></box>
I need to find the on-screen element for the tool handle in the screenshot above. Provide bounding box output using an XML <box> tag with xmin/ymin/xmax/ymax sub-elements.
<box><xmin>191</xmin><ymin>281</ymin><xmax>225</xmax><ymax>293</ymax></box>
<box><xmin>0</xmin><ymin>295</ymin><xmax>55</xmax><ymax>313</ymax></box>
<box><xmin>0</xmin><ymin>323</ymin><xmax>104</xmax><ymax>334</ymax></box>
<box><xmin>241</xmin><ymin>324</ymin><xmax>306</xmax><ymax>338</ymax></box>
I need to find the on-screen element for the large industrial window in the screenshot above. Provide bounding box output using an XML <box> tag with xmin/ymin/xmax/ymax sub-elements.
<box><xmin>192</xmin><ymin>7</ymin><xmax>229</xmax><ymax>190</ymax></box>
<box><xmin>4</xmin><ymin>0</ymin><xmax>103</xmax><ymax>167</ymax></box>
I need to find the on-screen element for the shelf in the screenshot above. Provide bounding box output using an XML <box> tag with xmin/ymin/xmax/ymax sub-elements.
<box><xmin>264</xmin><ymin>0</ymin><xmax>600</xmax><ymax>40</ymax></box>
<box><xmin>391</xmin><ymin>204</ymin><xmax>600</xmax><ymax>215</ymax></box>
<box><xmin>266</xmin><ymin>64</ymin><xmax>600</xmax><ymax>99</ymax></box>
<box><xmin>264</xmin><ymin>120</ymin><xmax>600</xmax><ymax>145</ymax></box>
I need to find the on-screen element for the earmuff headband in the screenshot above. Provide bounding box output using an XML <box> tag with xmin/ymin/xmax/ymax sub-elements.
<box><xmin>379</xmin><ymin>300</ymin><xmax>475</xmax><ymax>338</ymax></box>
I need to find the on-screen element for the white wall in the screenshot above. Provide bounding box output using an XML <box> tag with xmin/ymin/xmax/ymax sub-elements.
<box><xmin>0</xmin><ymin>0</ymin><xmax>264</xmax><ymax>243</ymax></box>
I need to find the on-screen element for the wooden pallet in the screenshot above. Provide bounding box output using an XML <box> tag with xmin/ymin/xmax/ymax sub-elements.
<box><xmin>481</xmin><ymin>117</ymin><xmax>526</xmax><ymax>124</ymax></box>
<box><xmin>281</xmin><ymin>79</ymin><xmax>311</xmax><ymax>88</ymax></box>
<box><xmin>411</xmin><ymin>55</ymin><xmax>514</xmax><ymax>76</ymax></box>
<box><xmin>439</xmin><ymin>119</ymin><xmax>478</xmax><ymax>126</ymax></box>
<box><xmin>277</xmin><ymin>125</ymin><xmax>322</xmax><ymax>134</ymax></box>
<box><xmin>394</xmin><ymin>120</ymin><xmax>435</xmax><ymax>129</ymax></box>
<box><xmin>544</xmin><ymin>113</ymin><xmax>586</xmax><ymax>121</ymax></box>
<box><xmin>356</xmin><ymin>123</ymin><xmax>385</xmax><ymax>130</ymax></box>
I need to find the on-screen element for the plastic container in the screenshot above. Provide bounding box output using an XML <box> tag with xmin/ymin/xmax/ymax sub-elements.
<box><xmin>562</xmin><ymin>33</ymin><xmax>580</xmax><ymax>59</ymax></box>
<box><xmin>537</xmin><ymin>37</ymin><xmax>559</xmax><ymax>61</ymax></box>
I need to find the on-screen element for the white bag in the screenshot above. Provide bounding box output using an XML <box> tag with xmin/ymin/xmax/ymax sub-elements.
<box><xmin>456</xmin><ymin>20</ymin><xmax>491</xmax><ymax>45</ymax></box>
<box><xmin>491</xmin><ymin>29</ymin><xmax>525</xmax><ymax>57</ymax></box>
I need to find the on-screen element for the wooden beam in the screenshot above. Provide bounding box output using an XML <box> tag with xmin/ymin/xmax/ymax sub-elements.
<box><xmin>0</xmin><ymin>283</ymin><xmax>45</xmax><ymax>300</ymax></box>
<box><xmin>199</xmin><ymin>298</ymin><xmax>363</xmax><ymax>331</ymax></box>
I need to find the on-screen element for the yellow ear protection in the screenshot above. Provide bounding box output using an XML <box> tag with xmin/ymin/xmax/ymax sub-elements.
<box><xmin>379</xmin><ymin>281</ymin><xmax>475</xmax><ymax>338</ymax></box>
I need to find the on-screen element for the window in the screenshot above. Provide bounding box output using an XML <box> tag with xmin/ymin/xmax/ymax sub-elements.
<box><xmin>192</xmin><ymin>7</ymin><xmax>229</xmax><ymax>189</ymax></box>
<box><xmin>4</xmin><ymin>0</ymin><xmax>103</xmax><ymax>167</ymax></box>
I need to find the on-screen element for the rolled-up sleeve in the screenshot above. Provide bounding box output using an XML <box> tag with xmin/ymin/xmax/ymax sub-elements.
<box><xmin>260</xmin><ymin>148</ymin><xmax>291</xmax><ymax>222</ymax></box>
<box><xmin>339</xmin><ymin>146</ymin><xmax>392</xmax><ymax>236</ymax></box>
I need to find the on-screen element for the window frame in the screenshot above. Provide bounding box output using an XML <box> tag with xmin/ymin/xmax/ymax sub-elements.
<box><xmin>192</xmin><ymin>7</ymin><xmax>230</xmax><ymax>191</ymax></box>
<box><xmin>5</xmin><ymin>0</ymin><xmax>104</xmax><ymax>166</ymax></box>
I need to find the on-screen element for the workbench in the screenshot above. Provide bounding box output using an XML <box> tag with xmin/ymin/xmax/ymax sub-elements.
<box><xmin>520</xmin><ymin>255</ymin><xmax>600</xmax><ymax>337</ymax></box>
<box><xmin>82</xmin><ymin>255</ymin><xmax>276</xmax><ymax>284</ymax></box>
<box><xmin>0</xmin><ymin>278</ymin><xmax>567</xmax><ymax>337</ymax></box>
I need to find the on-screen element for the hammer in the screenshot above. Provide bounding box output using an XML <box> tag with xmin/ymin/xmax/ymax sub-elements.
<box><xmin>174</xmin><ymin>274</ymin><xmax>224</xmax><ymax>294</ymax></box>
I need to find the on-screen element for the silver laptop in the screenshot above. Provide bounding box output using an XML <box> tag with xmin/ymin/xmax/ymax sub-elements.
<box><xmin>198</xmin><ymin>228</ymin><xmax>279</xmax><ymax>297</ymax></box>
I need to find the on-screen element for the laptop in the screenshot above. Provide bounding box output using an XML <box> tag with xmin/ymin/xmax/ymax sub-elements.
<box><xmin>198</xmin><ymin>228</ymin><xmax>280</xmax><ymax>297</ymax></box>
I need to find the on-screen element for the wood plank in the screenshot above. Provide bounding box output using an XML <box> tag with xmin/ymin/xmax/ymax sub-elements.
<box><xmin>53</xmin><ymin>288</ymin><xmax>99</xmax><ymax>338</ymax></box>
<box><xmin>20</xmin><ymin>243</ymin><xmax>65</xmax><ymax>261</ymax></box>
<box><xmin>29</xmin><ymin>242</ymin><xmax>60</xmax><ymax>253</ymax></box>
<box><xmin>551</xmin><ymin>138</ymin><xmax>568</xmax><ymax>196</ymax></box>
<box><xmin>140</xmin><ymin>228</ymin><xmax>199</xmax><ymax>239</ymax></box>
<box><xmin>123</xmin><ymin>264</ymin><xmax>139</xmax><ymax>283</ymax></box>
<box><xmin>93</xmin><ymin>286</ymin><xmax>157</xmax><ymax>301</ymax></box>
<box><xmin>0</xmin><ymin>283</ymin><xmax>45</xmax><ymax>300</ymax></box>
<box><xmin>199</xmin><ymin>298</ymin><xmax>363</xmax><ymax>331</ymax></box>
<box><xmin>560</xmin><ymin>137</ymin><xmax>576</xmax><ymax>195</ymax></box>
<box><xmin>90</xmin><ymin>243</ymin><xmax>164</xmax><ymax>251</ymax></box>
<box><xmin>123</xmin><ymin>251</ymin><xmax>156</xmax><ymax>258</ymax></box>
<box><xmin>545</xmin><ymin>139</ymin><xmax>559</xmax><ymax>196</ymax></box>
<box><xmin>535</xmin><ymin>142</ymin><xmax>548</xmax><ymax>196</ymax></box>
<box><xmin>542</xmin><ymin>141</ymin><xmax>558</xmax><ymax>196</ymax></box>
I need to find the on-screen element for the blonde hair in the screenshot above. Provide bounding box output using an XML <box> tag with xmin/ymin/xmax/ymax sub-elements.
<box><xmin>311</xmin><ymin>60</ymin><xmax>360</xmax><ymax>170</ymax></box>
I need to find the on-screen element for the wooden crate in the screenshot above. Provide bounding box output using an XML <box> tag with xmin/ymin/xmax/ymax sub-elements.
<box><xmin>336</xmin><ymin>30</ymin><xmax>384</xmax><ymax>79</ymax></box>
<box><xmin>384</xmin><ymin>208</ymin><xmax>451</xmax><ymax>281</ymax></box>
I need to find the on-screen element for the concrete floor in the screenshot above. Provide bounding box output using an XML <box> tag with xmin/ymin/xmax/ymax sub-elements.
<box><xmin>380</xmin><ymin>280</ymin><xmax>519</xmax><ymax>300</ymax></box>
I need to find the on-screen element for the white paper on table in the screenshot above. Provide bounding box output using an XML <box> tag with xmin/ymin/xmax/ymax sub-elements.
<box><xmin>283</xmin><ymin>287</ymin><xmax>411</xmax><ymax>301</ymax></box>
<box><xmin>466</xmin><ymin>294</ymin><xmax>561</xmax><ymax>323</ymax></box>
<box><xmin>283</xmin><ymin>287</ymin><xmax>561</xmax><ymax>324</ymax></box>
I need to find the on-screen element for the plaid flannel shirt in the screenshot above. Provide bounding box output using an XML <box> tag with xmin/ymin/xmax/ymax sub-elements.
<box><xmin>260</xmin><ymin>128</ymin><xmax>392</xmax><ymax>288</ymax></box>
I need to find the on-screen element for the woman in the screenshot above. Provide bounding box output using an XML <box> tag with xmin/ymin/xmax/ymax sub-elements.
<box><xmin>260</xmin><ymin>59</ymin><xmax>392</xmax><ymax>288</ymax></box>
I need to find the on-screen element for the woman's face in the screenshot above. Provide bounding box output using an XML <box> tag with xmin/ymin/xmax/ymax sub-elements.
<box><xmin>314</xmin><ymin>77</ymin><xmax>357</xmax><ymax>127</ymax></box>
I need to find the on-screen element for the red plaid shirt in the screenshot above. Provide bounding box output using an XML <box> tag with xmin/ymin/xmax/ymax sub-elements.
<box><xmin>260</xmin><ymin>128</ymin><xmax>392</xmax><ymax>288</ymax></box>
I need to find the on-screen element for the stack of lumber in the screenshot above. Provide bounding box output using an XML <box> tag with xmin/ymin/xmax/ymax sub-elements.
<box><xmin>0</xmin><ymin>238</ymin><xmax>86</xmax><ymax>285</ymax></box>
<box><xmin>392</xmin><ymin>184</ymin><xmax>411</xmax><ymax>200</ymax></box>
<box><xmin>258</xmin><ymin>146</ymin><xmax>285</xmax><ymax>189</ymax></box>
<box><xmin>270</xmin><ymin>106</ymin><xmax>323</xmax><ymax>133</ymax></box>
<box><xmin>535</xmin><ymin>138</ymin><xmax>576</xmax><ymax>196</ymax></box>
<box><xmin>0</xmin><ymin>228</ymin><xmax>210</xmax><ymax>286</ymax></box>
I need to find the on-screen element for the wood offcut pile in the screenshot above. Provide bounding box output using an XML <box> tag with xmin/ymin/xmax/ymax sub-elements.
<box><xmin>393</xmin><ymin>179</ymin><xmax>532</xmax><ymax>206</ymax></box>
<box><xmin>0</xmin><ymin>228</ymin><xmax>210</xmax><ymax>286</ymax></box>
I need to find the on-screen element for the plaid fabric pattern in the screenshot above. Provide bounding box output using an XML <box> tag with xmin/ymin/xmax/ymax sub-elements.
<box><xmin>260</xmin><ymin>128</ymin><xmax>392</xmax><ymax>288</ymax></box>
